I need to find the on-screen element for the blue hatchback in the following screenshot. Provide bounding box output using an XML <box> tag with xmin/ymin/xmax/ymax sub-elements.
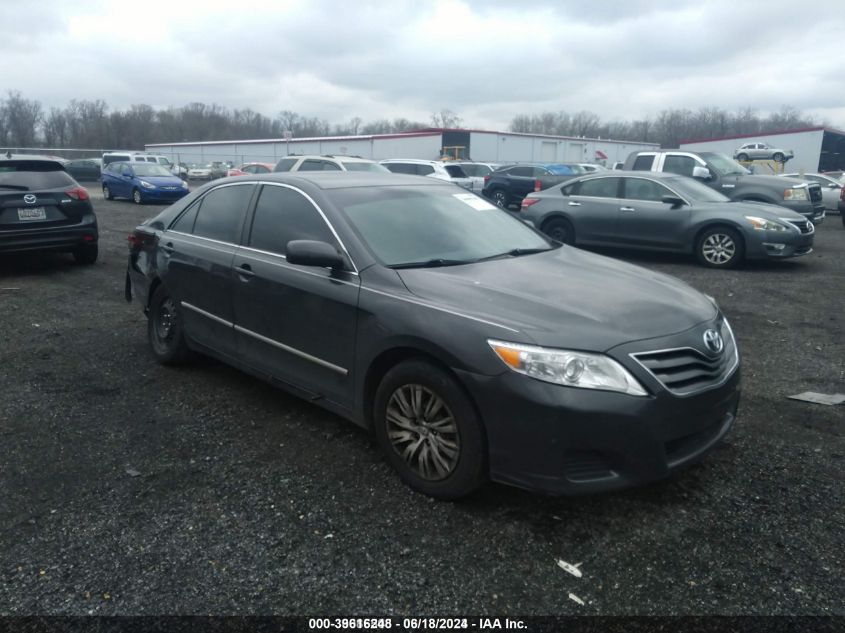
<box><xmin>101</xmin><ymin>161</ymin><xmax>190</xmax><ymax>204</ymax></box>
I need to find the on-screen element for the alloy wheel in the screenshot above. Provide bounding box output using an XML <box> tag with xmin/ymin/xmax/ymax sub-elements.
<box><xmin>491</xmin><ymin>191</ymin><xmax>507</xmax><ymax>208</ymax></box>
<box><xmin>701</xmin><ymin>233</ymin><xmax>736</xmax><ymax>265</ymax></box>
<box><xmin>385</xmin><ymin>383</ymin><xmax>460</xmax><ymax>481</ymax></box>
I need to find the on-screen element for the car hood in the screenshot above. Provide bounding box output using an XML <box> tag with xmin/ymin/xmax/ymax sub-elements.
<box><xmin>695</xmin><ymin>200</ymin><xmax>807</xmax><ymax>220</ymax></box>
<box><xmin>138</xmin><ymin>175</ymin><xmax>184</xmax><ymax>186</ymax></box>
<box><xmin>396</xmin><ymin>246</ymin><xmax>716</xmax><ymax>352</ymax></box>
<box><xmin>736</xmin><ymin>173</ymin><xmax>809</xmax><ymax>189</ymax></box>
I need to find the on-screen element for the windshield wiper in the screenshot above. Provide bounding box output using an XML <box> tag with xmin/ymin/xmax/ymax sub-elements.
<box><xmin>476</xmin><ymin>247</ymin><xmax>554</xmax><ymax>262</ymax></box>
<box><xmin>388</xmin><ymin>258</ymin><xmax>474</xmax><ymax>269</ymax></box>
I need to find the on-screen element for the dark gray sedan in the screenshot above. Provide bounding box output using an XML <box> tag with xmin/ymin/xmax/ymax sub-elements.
<box><xmin>127</xmin><ymin>172</ymin><xmax>739</xmax><ymax>499</ymax></box>
<box><xmin>519</xmin><ymin>172</ymin><xmax>815</xmax><ymax>268</ymax></box>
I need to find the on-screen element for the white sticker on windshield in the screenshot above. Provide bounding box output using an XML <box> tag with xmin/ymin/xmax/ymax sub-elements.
<box><xmin>453</xmin><ymin>193</ymin><xmax>497</xmax><ymax>211</ymax></box>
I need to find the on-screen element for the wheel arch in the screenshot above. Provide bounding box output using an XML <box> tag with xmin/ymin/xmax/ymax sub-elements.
<box><xmin>692</xmin><ymin>221</ymin><xmax>746</xmax><ymax>254</ymax></box>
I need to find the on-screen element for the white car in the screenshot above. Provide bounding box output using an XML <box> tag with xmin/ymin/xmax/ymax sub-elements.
<box><xmin>379</xmin><ymin>159</ymin><xmax>473</xmax><ymax>190</ymax></box>
<box><xmin>187</xmin><ymin>164</ymin><xmax>212</xmax><ymax>180</ymax></box>
<box><xmin>782</xmin><ymin>172</ymin><xmax>842</xmax><ymax>212</ymax></box>
<box><xmin>274</xmin><ymin>154</ymin><xmax>390</xmax><ymax>173</ymax></box>
<box><xmin>577</xmin><ymin>163</ymin><xmax>609</xmax><ymax>173</ymax></box>
<box><xmin>449</xmin><ymin>162</ymin><xmax>509</xmax><ymax>192</ymax></box>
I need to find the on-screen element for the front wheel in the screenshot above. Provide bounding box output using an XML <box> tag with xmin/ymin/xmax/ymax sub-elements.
<box><xmin>773</xmin><ymin>152</ymin><xmax>785</xmax><ymax>163</ymax></box>
<box><xmin>736</xmin><ymin>153</ymin><xmax>749</xmax><ymax>162</ymax></box>
<box><xmin>696</xmin><ymin>227</ymin><xmax>744</xmax><ymax>269</ymax></box>
<box><xmin>103</xmin><ymin>185</ymin><xmax>113</xmax><ymax>200</ymax></box>
<box><xmin>132</xmin><ymin>188</ymin><xmax>143</xmax><ymax>204</ymax></box>
<box><xmin>373</xmin><ymin>359</ymin><xmax>486</xmax><ymax>499</ymax></box>
<box><xmin>543</xmin><ymin>218</ymin><xmax>575</xmax><ymax>245</ymax></box>
<box><xmin>147</xmin><ymin>286</ymin><xmax>192</xmax><ymax>365</ymax></box>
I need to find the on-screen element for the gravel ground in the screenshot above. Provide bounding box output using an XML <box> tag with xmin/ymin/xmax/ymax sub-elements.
<box><xmin>1</xmin><ymin>193</ymin><xmax>843</xmax><ymax>616</ymax></box>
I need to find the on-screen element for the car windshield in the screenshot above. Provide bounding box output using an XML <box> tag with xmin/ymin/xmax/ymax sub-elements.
<box><xmin>665</xmin><ymin>177</ymin><xmax>731</xmax><ymax>203</ymax></box>
<box><xmin>331</xmin><ymin>185</ymin><xmax>554</xmax><ymax>267</ymax></box>
<box><xmin>133</xmin><ymin>164</ymin><xmax>173</xmax><ymax>177</ymax></box>
<box><xmin>699</xmin><ymin>152</ymin><xmax>750</xmax><ymax>177</ymax></box>
<box><xmin>341</xmin><ymin>161</ymin><xmax>390</xmax><ymax>173</ymax></box>
<box><xmin>546</xmin><ymin>164</ymin><xmax>581</xmax><ymax>175</ymax></box>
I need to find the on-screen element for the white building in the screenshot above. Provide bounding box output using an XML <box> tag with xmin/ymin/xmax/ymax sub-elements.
<box><xmin>679</xmin><ymin>126</ymin><xmax>845</xmax><ymax>174</ymax></box>
<box><xmin>146</xmin><ymin>128</ymin><xmax>659</xmax><ymax>168</ymax></box>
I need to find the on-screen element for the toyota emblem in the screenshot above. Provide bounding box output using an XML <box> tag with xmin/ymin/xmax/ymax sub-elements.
<box><xmin>23</xmin><ymin>194</ymin><xmax>37</xmax><ymax>204</ymax></box>
<box><xmin>703</xmin><ymin>329</ymin><xmax>724</xmax><ymax>354</ymax></box>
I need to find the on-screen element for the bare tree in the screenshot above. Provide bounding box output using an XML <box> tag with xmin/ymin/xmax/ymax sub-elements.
<box><xmin>431</xmin><ymin>109</ymin><xmax>462</xmax><ymax>128</ymax></box>
<box><xmin>3</xmin><ymin>91</ymin><xmax>42</xmax><ymax>147</ymax></box>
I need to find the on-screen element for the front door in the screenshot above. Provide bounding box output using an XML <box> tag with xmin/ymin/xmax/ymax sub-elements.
<box><xmin>617</xmin><ymin>177</ymin><xmax>690</xmax><ymax>250</ymax></box>
<box><xmin>231</xmin><ymin>183</ymin><xmax>360</xmax><ymax>407</ymax></box>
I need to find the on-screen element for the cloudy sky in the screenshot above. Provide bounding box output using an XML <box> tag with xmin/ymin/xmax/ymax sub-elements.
<box><xmin>3</xmin><ymin>0</ymin><xmax>844</xmax><ymax>130</ymax></box>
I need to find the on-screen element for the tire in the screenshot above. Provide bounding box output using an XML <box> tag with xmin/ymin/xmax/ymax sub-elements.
<box><xmin>373</xmin><ymin>359</ymin><xmax>486</xmax><ymax>499</ymax></box>
<box><xmin>72</xmin><ymin>243</ymin><xmax>98</xmax><ymax>265</ymax></box>
<box><xmin>736</xmin><ymin>153</ymin><xmax>749</xmax><ymax>162</ymax></box>
<box><xmin>132</xmin><ymin>188</ymin><xmax>143</xmax><ymax>204</ymax></box>
<box><xmin>147</xmin><ymin>285</ymin><xmax>192</xmax><ymax>365</ymax></box>
<box><xmin>103</xmin><ymin>185</ymin><xmax>113</xmax><ymax>200</ymax></box>
<box><xmin>773</xmin><ymin>152</ymin><xmax>785</xmax><ymax>163</ymax></box>
<box><xmin>696</xmin><ymin>226</ymin><xmax>744</xmax><ymax>269</ymax></box>
<box><xmin>489</xmin><ymin>189</ymin><xmax>509</xmax><ymax>209</ymax></box>
<box><xmin>543</xmin><ymin>218</ymin><xmax>575</xmax><ymax>245</ymax></box>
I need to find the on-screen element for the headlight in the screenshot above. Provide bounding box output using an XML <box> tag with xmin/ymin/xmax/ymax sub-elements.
<box><xmin>181</xmin><ymin>180</ymin><xmax>189</xmax><ymax>188</ymax></box>
<box><xmin>783</xmin><ymin>187</ymin><xmax>808</xmax><ymax>201</ymax></box>
<box><xmin>139</xmin><ymin>180</ymin><xmax>155</xmax><ymax>189</ymax></box>
<box><xmin>745</xmin><ymin>215</ymin><xmax>788</xmax><ymax>231</ymax></box>
<box><xmin>488</xmin><ymin>340</ymin><xmax>647</xmax><ymax>396</ymax></box>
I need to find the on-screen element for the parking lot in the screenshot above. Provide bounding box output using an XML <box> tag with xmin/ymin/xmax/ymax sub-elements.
<box><xmin>1</xmin><ymin>193</ymin><xmax>843</xmax><ymax>616</ymax></box>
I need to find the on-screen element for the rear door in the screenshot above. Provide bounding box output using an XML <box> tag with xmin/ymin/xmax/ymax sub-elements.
<box><xmin>564</xmin><ymin>176</ymin><xmax>623</xmax><ymax>244</ymax></box>
<box><xmin>618</xmin><ymin>177</ymin><xmax>690</xmax><ymax>250</ymax></box>
<box><xmin>161</xmin><ymin>183</ymin><xmax>255</xmax><ymax>359</ymax></box>
<box><xmin>503</xmin><ymin>166</ymin><xmax>535</xmax><ymax>200</ymax></box>
<box><xmin>232</xmin><ymin>183</ymin><xmax>360</xmax><ymax>406</ymax></box>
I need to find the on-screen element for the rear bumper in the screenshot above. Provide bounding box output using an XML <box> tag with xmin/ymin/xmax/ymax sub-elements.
<box><xmin>0</xmin><ymin>214</ymin><xmax>98</xmax><ymax>254</ymax></box>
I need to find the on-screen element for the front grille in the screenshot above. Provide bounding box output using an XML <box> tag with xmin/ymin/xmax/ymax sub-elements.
<box><xmin>787</xmin><ymin>219</ymin><xmax>813</xmax><ymax>234</ymax></box>
<box><xmin>808</xmin><ymin>184</ymin><xmax>822</xmax><ymax>203</ymax></box>
<box><xmin>631</xmin><ymin>320</ymin><xmax>738</xmax><ymax>397</ymax></box>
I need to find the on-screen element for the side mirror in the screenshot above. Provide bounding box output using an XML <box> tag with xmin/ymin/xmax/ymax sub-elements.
<box><xmin>828</xmin><ymin>182</ymin><xmax>839</xmax><ymax>188</ymax></box>
<box><xmin>692</xmin><ymin>166</ymin><xmax>712</xmax><ymax>180</ymax></box>
<box><xmin>661</xmin><ymin>195</ymin><xmax>685</xmax><ymax>208</ymax></box>
<box><xmin>286</xmin><ymin>240</ymin><xmax>344</xmax><ymax>270</ymax></box>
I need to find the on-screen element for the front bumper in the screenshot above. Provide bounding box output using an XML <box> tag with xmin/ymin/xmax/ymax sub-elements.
<box><xmin>139</xmin><ymin>188</ymin><xmax>190</xmax><ymax>203</ymax></box>
<box><xmin>0</xmin><ymin>214</ymin><xmax>98</xmax><ymax>254</ymax></box>
<box><xmin>455</xmin><ymin>363</ymin><xmax>740</xmax><ymax>495</ymax></box>
<box><xmin>744</xmin><ymin>225</ymin><xmax>815</xmax><ymax>260</ymax></box>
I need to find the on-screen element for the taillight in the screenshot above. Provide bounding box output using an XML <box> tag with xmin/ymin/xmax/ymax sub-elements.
<box><xmin>65</xmin><ymin>186</ymin><xmax>90</xmax><ymax>201</ymax></box>
<box><xmin>483</xmin><ymin>175</ymin><xmax>490</xmax><ymax>183</ymax></box>
<box><xmin>128</xmin><ymin>230</ymin><xmax>154</xmax><ymax>250</ymax></box>
<box><xmin>840</xmin><ymin>187</ymin><xmax>845</xmax><ymax>201</ymax></box>
<box><xmin>534</xmin><ymin>179</ymin><xmax>542</xmax><ymax>192</ymax></box>
<box><xmin>521</xmin><ymin>198</ymin><xmax>540</xmax><ymax>210</ymax></box>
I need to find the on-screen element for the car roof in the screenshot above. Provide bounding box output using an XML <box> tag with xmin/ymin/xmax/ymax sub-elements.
<box><xmin>0</xmin><ymin>155</ymin><xmax>67</xmax><ymax>169</ymax></box>
<box><xmin>230</xmin><ymin>171</ymin><xmax>451</xmax><ymax>190</ymax></box>
<box><xmin>577</xmin><ymin>170</ymin><xmax>680</xmax><ymax>181</ymax></box>
<box><xmin>379</xmin><ymin>159</ymin><xmax>442</xmax><ymax>165</ymax></box>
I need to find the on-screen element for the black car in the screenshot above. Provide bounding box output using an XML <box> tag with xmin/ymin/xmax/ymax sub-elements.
<box><xmin>481</xmin><ymin>163</ymin><xmax>582</xmax><ymax>209</ymax></box>
<box><xmin>127</xmin><ymin>173</ymin><xmax>740</xmax><ymax>499</ymax></box>
<box><xmin>0</xmin><ymin>155</ymin><xmax>98</xmax><ymax>264</ymax></box>
<box><xmin>64</xmin><ymin>158</ymin><xmax>102</xmax><ymax>182</ymax></box>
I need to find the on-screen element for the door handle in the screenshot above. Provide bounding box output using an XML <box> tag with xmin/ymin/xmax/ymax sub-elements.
<box><xmin>236</xmin><ymin>263</ymin><xmax>255</xmax><ymax>279</ymax></box>
<box><xmin>161</xmin><ymin>242</ymin><xmax>175</xmax><ymax>253</ymax></box>
<box><xmin>568</xmin><ymin>201</ymin><xmax>581</xmax><ymax>206</ymax></box>
<box><xmin>620</xmin><ymin>206</ymin><xmax>635</xmax><ymax>212</ymax></box>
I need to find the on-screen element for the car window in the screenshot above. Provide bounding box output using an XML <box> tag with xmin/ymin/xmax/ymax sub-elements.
<box><xmin>0</xmin><ymin>162</ymin><xmax>75</xmax><ymax>189</ymax></box>
<box><xmin>508</xmin><ymin>166</ymin><xmax>533</xmax><ymax>177</ymax></box>
<box><xmin>623</xmin><ymin>178</ymin><xmax>673</xmax><ymax>202</ymax></box>
<box><xmin>444</xmin><ymin>165</ymin><xmax>468</xmax><ymax>178</ymax></box>
<box><xmin>631</xmin><ymin>155</ymin><xmax>655</xmax><ymax>171</ymax></box>
<box><xmin>192</xmin><ymin>184</ymin><xmax>253</xmax><ymax>243</ymax></box>
<box><xmin>341</xmin><ymin>161</ymin><xmax>389</xmax><ymax>173</ymax></box>
<box><xmin>103</xmin><ymin>154</ymin><xmax>131</xmax><ymax>165</ymax></box>
<box><xmin>248</xmin><ymin>185</ymin><xmax>335</xmax><ymax>255</ymax></box>
<box><xmin>119</xmin><ymin>164</ymin><xmax>131</xmax><ymax>176</ymax></box>
<box><xmin>171</xmin><ymin>200</ymin><xmax>200</xmax><ymax>233</ymax></box>
<box><xmin>662</xmin><ymin>155</ymin><xmax>698</xmax><ymax>177</ymax></box>
<box><xmin>254</xmin><ymin>165</ymin><xmax>271</xmax><ymax>173</ymax></box>
<box><xmin>321</xmin><ymin>161</ymin><xmax>342</xmax><ymax>171</ymax></box>
<box><xmin>416</xmin><ymin>164</ymin><xmax>435</xmax><ymax>176</ymax></box>
<box><xmin>576</xmin><ymin>177</ymin><xmax>620</xmax><ymax>198</ymax></box>
<box><xmin>274</xmin><ymin>158</ymin><xmax>298</xmax><ymax>172</ymax></box>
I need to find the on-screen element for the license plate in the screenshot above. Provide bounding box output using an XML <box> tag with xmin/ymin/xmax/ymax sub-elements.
<box><xmin>17</xmin><ymin>207</ymin><xmax>47</xmax><ymax>221</ymax></box>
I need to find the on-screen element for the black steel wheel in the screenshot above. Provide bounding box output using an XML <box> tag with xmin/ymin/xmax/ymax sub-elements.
<box><xmin>543</xmin><ymin>218</ymin><xmax>575</xmax><ymax>245</ymax></box>
<box><xmin>374</xmin><ymin>359</ymin><xmax>486</xmax><ymax>499</ymax></box>
<box><xmin>696</xmin><ymin>226</ymin><xmax>744</xmax><ymax>269</ymax></box>
<box><xmin>147</xmin><ymin>286</ymin><xmax>192</xmax><ymax>365</ymax></box>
